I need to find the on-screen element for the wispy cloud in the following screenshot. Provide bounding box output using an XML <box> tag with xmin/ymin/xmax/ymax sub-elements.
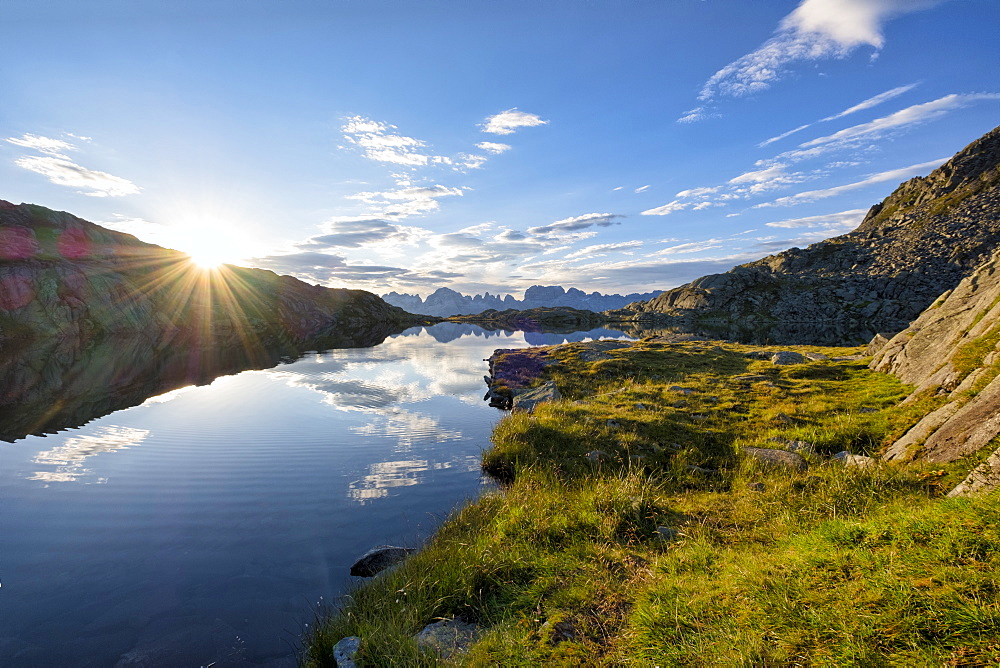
<box><xmin>526</xmin><ymin>213</ymin><xmax>622</xmax><ymax>236</ymax></box>
<box><xmin>653</xmin><ymin>240</ymin><xmax>724</xmax><ymax>256</ymax></box>
<box><xmin>757</xmin><ymin>158</ymin><xmax>945</xmax><ymax>207</ymax></box>
<box><xmin>476</xmin><ymin>141</ymin><xmax>511</xmax><ymax>154</ymax></box>
<box><xmin>6</xmin><ymin>133</ymin><xmax>140</xmax><ymax>197</ymax></box>
<box><xmin>564</xmin><ymin>240</ymin><xmax>644</xmax><ymax>260</ymax></box>
<box><xmin>634</xmin><ymin>185</ymin><xmax>650</xmax><ymax>193</ymax></box>
<box><xmin>14</xmin><ymin>156</ymin><xmax>140</xmax><ymax>197</ymax></box>
<box><xmin>641</xmin><ymin>200</ymin><xmax>688</xmax><ymax>216</ymax></box>
<box><xmin>728</xmin><ymin>163</ymin><xmax>809</xmax><ymax>194</ymax></box>
<box><xmin>684</xmin><ymin>0</ymin><xmax>944</xmax><ymax>121</ymax></box>
<box><xmin>295</xmin><ymin>217</ymin><xmax>429</xmax><ymax>249</ymax></box>
<box><xmin>820</xmin><ymin>82</ymin><xmax>920</xmax><ymax>121</ymax></box>
<box><xmin>763</xmin><ymin>208</ymin><xmax>868</xmax><ymax>229</ymax></box>
<box><xmin>6</xmin><ymin>133</ymin><xmax>75</xmax><ymax>157</ymax></box>
<box><xmin>346</xmin><ymin>184</ymin><xmax>466</xmax><ymax>219</ymax></box>
<box><xmin>481</xmin><ymin>108</ymin><xmax>548</xmax><ymax>135</ymax></box>
<box><xmin>800</xmin><ymin>93</ymin><xmax>1000</xmax><ymax>150</ymax></box>
<box><xmin>341</xmin><ymin>116</ymin><xmax>433</xmax><ymax>166</ymax></box>
<box><xmin>759</xmin><ymin>83</ymin><xmax>919</xmax><ymax>146</ymax></box>
<box><xmin>759</xmin><ymin>124</ymin><xmax>814</xmax><ymax>148</ymax></box>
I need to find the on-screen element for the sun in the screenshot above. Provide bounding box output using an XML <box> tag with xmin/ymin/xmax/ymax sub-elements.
<box><xmin>178</xmin><ymin>222</ymin><xmax>247</xmax><ymax>269</ymax></box>
<box><xmin>186</xmin><ymin>249</ymin><xmax>229</xmax><ymax>270</ymax></box>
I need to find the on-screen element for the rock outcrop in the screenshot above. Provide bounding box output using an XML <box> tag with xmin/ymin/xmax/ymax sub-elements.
<box><xmin>0</xmin><ymin>201</ymin><xmax>426</xmax><ymax>347</ymax></box>
<box><xmin>870</xmin><ymin>248</ymin><xmax>1000</xmax><ymax>467</ymax></box>
<box><xmin>627</xmin><ymin>125</ymin><xmax>1000</xmax><ymax>330</ymax></box>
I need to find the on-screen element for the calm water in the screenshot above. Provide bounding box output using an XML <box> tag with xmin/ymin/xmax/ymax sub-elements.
<box><xmin>0</xmin><ymin>323</ymin><xmax>629</xmax><ymax>666</ymax></box>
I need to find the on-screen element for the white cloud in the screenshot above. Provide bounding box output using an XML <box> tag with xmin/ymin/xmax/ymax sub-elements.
<box><xmin>14</xmin><ymin>155</ymin><xmax>141</xmax><ymax>197</ymax></box>
<box><xmin>757</xmin><ymin>158</ymin><xmax>945</xmax><ymax>207</ymax></box>
<box><xmin>688</xmin><ymin>0</ymin><xmax>944</xmax><ymax>118</ymax></box>
<box><xmin>763</xmin><ymin>208</ymin><xmax>867</xmax><ymax>229</ymax></box>
<box><xmin>476</xmin><ymin>141</ymin><xmax>511</xmax><ymax>154</ymax></box>
<box><xmin>634</xmin><ymin>185</ymin><xmax>650</xmax><ymax>193</ymax></box>
<box><xmin>481</xmin><ymin>108</ymin><xmax>548</xmax><ymax>135</ymax></box>
<box><xmin>341</xmin><ymin>116</ymin><xmax>431</xmax><ymax>166</ymax></box>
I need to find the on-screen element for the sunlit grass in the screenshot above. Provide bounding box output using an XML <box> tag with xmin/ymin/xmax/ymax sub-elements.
<box><xmin>303</xmin><ymin>340</ymin><xmax>1000</xmax><ymax>666</ymax></box>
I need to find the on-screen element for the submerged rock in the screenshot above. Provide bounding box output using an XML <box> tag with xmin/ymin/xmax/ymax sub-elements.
<box><xmin>349</xmin><ymin>545</ymin><xmax>415</xmax><ymax>577</ymax></box>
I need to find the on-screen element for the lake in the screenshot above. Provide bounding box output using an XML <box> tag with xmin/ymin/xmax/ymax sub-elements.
<box><xmin>0</xmin><ymin>323</ymin><xmax>631</xmax><ymax>666</ymax></box>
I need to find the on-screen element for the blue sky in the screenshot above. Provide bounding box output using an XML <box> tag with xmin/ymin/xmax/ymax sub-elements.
<box><xmin>2</xmin><ymin>0</ymin><xmax>997</xmax><ymax>296</ymax></box>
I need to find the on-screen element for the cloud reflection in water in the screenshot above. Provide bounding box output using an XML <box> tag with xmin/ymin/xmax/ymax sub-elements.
<box><xmin>30</xmin><ymin>425</ymin><xmax>150</xmax><ymax>483</ymax></box>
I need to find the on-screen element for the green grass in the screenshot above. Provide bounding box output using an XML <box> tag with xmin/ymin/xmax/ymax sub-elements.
<box><xmin>303</xmin><ymin>340</ymin><xmax>1000</xmax><ymax>666</ymax></box>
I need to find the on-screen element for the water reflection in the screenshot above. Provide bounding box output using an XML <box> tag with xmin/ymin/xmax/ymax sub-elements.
<box><xmin>0</xmin><ymin>322</ymin><xmax>635</xmax><ymax>666</ymax></box>
<box><xmin>30</xmin><ymin>425</ymin><xmax>149</xmax><ymax>483</ymax></box>
<box><xmin>0</xmin><ymin>322</ymin><xmax>410</xmax><ymax>443</ymax></box>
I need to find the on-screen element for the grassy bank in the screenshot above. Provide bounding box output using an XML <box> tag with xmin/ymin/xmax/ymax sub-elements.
<box><xmin>304</xmin><ymin>339</ymin><xmax>1000</xmax><ymax>666</ymax></box>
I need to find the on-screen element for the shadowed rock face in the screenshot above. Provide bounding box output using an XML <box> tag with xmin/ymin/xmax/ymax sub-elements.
<box><xmin>627</xmin><ymin>125</ymin><xmax>1000</xmax><ymax>329</ymax></box>
<box><xmin>0</xmin><ymin>201</ymin><xmax>424</xmax><ymax>347</ymax></box>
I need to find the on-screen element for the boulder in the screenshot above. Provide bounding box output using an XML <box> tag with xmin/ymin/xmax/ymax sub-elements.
<box><xmin>584</xmin><ymin>450</ymin><xmax>612</xmax><ymax>464</ymax></box>
<box><xmin>770</xmin><ymin>351</ymin><xmax>805</xmax><ymax>365</ymax></box>
<box><xmin>349</xmin><ymin>545</ymin><xmax>415</xmax><ymax>577</ymax></box>
<box><xmin>511</xmin><ymin>380</ymin><xmax>561</xmax><ymax>412</ymax></box>
<box><xmin>742</xmin><ymin>447</ymin><xmax>808</xmax><ymax>472</ymax></box>
<box><xmin>333</xmin><ymin>636</ymin><xmax>361</xmax><ymax>667</ymax></box>
<box><xmin>947</xmin><ymin>448</ymin><xmax>1000</xmax><ymax>497</ymax></box>
<box><xmin>770</xmin><ymin>437</ymin><xmax>816</xmax><ymax>455</ymax></box>
<box><xmin>832</xmin><ymin>451</ymin><xmax>877</xmax><ymax>467</ymax></box>
<box><xmin>414</xmin><ymin>618</ymin><xmax>479</xmax><ymax>658</ymax></box>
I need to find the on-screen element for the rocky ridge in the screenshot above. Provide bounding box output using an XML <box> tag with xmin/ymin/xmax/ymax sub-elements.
<box><xmin>626</xmin><ymin>125</ymin><xmax>1000</xmax><ymax>329</ymax></box>
<box><xmin>0</xmin><ymin>201</ymin><xmax>426</xmax><ymax>347</ymax></box>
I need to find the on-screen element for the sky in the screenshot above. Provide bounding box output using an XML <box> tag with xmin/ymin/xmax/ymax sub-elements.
<box><xmin>2</xmin><ymin>0</ymin><xmax>998</xmax><ymax>297</ymax></box>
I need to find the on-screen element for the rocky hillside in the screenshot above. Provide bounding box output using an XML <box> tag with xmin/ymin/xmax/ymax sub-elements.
<box><xmin>384</xmin><ymin>285</ymin><xmax>662</xmax><ymax>317</ymax></box>
<box><xmin>868</xmin><ymin>247</ymin><xmax>1000</xmax><ymax>495</ymax></box>
<box><xmin>0</xmin><ymin>201</ymin><xmax>425</xmax><ymax>347</ymax></box>
<box><xmin>627</xmin><ymin>125</ymin><xmax>1000</xmax><ymax>329</ymax></box>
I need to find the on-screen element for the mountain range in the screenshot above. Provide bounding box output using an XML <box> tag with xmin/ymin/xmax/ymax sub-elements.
<box><xmin>383</xmin><ymin>285</ymin><xmax>663</xmax><ymax>318</ymax></box>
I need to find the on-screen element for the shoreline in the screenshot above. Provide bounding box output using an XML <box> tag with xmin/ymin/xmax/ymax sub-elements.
<box><xmin>303</xmin><ymin>336</ymin><xmax>1000</xmax><ymax>665</ymax></box>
